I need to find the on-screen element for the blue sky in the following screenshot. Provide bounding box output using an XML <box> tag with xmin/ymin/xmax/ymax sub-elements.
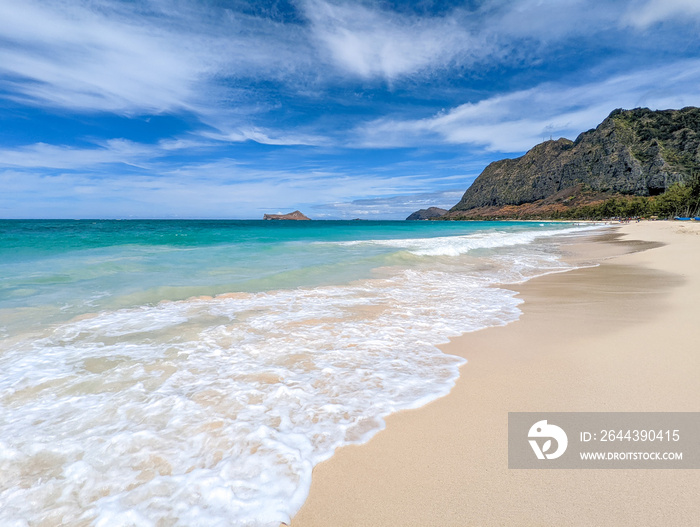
<box><xmin>1</xmin><ymin>0</ymin><xmax>700</xmax><ymax>219</ymax></box>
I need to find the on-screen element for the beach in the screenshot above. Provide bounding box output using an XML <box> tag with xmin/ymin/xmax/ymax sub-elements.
<box><xmin>291</xmin><ymin>221</ymin><xmax>700</xmax><ymax>526</ymax></box>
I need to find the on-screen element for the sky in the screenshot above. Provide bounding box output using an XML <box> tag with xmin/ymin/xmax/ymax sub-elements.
<box><xmin>1</xmin><ymin>0</ymin><xmax>700</xmax><ymax>219</ymax></box>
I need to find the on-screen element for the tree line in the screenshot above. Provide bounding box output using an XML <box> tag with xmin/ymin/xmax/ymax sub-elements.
<box><xmin>554</xmin><ymin>173</ymin><xmax>700</xmax><ymax>220</ymax></box>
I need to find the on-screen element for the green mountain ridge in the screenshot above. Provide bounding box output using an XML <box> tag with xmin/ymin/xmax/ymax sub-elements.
<box><xmin>448</xmin><ymin>107</ymin><xmax>700</xmax><ymax>219</ymax></box>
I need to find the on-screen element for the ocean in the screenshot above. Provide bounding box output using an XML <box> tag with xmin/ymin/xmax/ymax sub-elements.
<box><xmin>0</xmin><ymin>219</ymin><xmax>599</xmax><ymax>526</ymax></box>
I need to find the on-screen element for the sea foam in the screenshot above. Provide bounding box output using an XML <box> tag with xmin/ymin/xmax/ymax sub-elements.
<box><xmin>0</xmin><ymin>226</ymin><xmax>596</xmax><ymax>526</ymax></box>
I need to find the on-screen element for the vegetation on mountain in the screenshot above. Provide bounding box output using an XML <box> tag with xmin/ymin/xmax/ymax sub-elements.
<box><xmin>554</xmin><ymin>174</ymin><xmax>700</xmax><ymax>220</ymax></box>
<box><xmin>406</xmin><ymin>207</ymin><xmax>448</xmax><ymax>220</ymax></box>
<box><xmin>448</xmin><ymin>107</ymin><xmax>700</xmax><ymax>220</ymax></box>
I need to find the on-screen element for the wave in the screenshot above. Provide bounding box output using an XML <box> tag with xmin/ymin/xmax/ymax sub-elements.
<box><xmin>0</xmin><ymin>227</ymin><xmax>594</xmax><ymax>526</ymax></box>
<box><xmin>323</xmin><ymin>225</ymin><xmax>602</xmax><ymax>256</ymax></box>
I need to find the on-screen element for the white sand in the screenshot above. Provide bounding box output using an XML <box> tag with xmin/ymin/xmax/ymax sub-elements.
<box><xmin>291</xmin><ymin>221</ymin><xmax>700</xmax><ymax>526</ymax></box>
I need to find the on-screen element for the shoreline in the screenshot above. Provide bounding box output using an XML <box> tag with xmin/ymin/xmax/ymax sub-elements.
<box><xmin>291</xmin><ymin>221</ymin><xmax>700</xmax><ymax>526</ymax></box>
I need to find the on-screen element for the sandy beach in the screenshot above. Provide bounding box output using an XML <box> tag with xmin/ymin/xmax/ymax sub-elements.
<box><xmin>291</xmin><ymin>221</ymin><xmax>700</xmax><ymax>526</ymax></box>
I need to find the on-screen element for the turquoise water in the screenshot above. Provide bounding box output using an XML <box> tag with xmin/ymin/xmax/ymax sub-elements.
<box><xmin>1</xmin><ymin>219</ymin><xmax>573</xmax><ymax>336</ymax></box>
<box><xmin>0</xmin><ymin>219</ymin><xmax>598</xmax><ymax>526</ymax></box>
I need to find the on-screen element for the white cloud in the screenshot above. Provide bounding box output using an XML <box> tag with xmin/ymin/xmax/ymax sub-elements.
<box><xmin>0</xmin><ymin>1</ymin><xmax>206</xmax><ymax>114</ymax></box>
<box><xmin>625</xmin><ymin>0</ymin><xmax>700</xmax><ymax>28</ymax></box>
<box><xmin>354</xmin><ymin>59</ymin><xmax>700</xmax><ymax>152</ymax></box>
<box><xmin>0</xmin><ymin>0</ymin><xmax>685</xmax><ymax>124</ymax></box>
<box><xmin>300</xmin><ymin>0</ymin><xmax>631</xmax><ymax>82</ymax></box>
<box><xmin>1</xmin><ymin>149</ymin><xmax>474</xmax><ymax>219</ymax></box>
<box><xmin>0</xmin><ymin>0</ymin><xmax>312</xmax><ymax>116</ymax></box>
<box><xmin>490</xmin><ymin>0</ymin><xmax>621</xmax><ymax>40</ymax></box>
<box><xmin>312</xmin><ymin>190</ymin><xmax>465</xmax><ymax>219</ymax></box>
<box><xmin>200</xmin><ymin>128</ymin><xmax>328</xmax><ymax>147</ymax></box>
<box><xmin>0</xmin><ymin>162</ymin><xmax>459</xmax><ymax>219</ymax></box>
<box><xmin>301</xmin><ymin>0</ymin><xmax>483</xmax><ymax>81</ymax></box>
<box><xmin>0</xmin><ymin>138</ymin><xmax>210</xmax><ymax>169</ymax></box>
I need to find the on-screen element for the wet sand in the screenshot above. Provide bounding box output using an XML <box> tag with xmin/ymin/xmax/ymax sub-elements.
<box><xmin>291</xmin><ymin>221</ymin><xmax>700</xmax><ymax>526</ymax></box>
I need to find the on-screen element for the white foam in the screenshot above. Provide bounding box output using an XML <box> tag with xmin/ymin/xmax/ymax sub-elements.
<box><xmin>328</xmin><ymin>225</ymin><xmax>603</xmax><ymax>257</ymax></box>
<box><xmin>0</xmin><ymin>228</ymin><xmax>591</xmax><ymax>526</ymax></box>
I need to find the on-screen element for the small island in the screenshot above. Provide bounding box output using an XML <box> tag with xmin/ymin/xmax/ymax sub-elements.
<box><xmin>263</xmin><ymin>210</ymin><xmax>311</xmax><ymax>220</ymax></box>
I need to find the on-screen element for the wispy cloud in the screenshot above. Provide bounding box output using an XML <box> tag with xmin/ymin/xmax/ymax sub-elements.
<box><xmin>625</xmin><ymin>0</ymin><xmax>700</xmax><ymax>28</ymax></box>
<box><xmin>200</xmin><ymin>128</ymin><xmax>329</xmax><ymax>147</ymax></box>
<box><xmin>312</xmin><ymin>190</ymin><xmax>465</xmax><ymax>219</ymax></box>
<box><xmin>0</xmin><ymin>161</ymin><xmax>465</xmax><ymax>219</ymax></box>
<box><xmin>0</xmin><ymin>0</ymin><xmax>313</xmax><ymax>117</ymax></box>
<box><xmin>300</xmin><ymin>0</ymin><xmax>636</xmax><ymax>82</ymax></box>
<box><xmin>0</xmin><ymin>1</ymin><xmax>205</xmax><ymax>114</ymax></box>
<box><xmin>0</xmin><ymin>1</ymin><xmax>650</xmax><ymax>117</ymax></box>
<box><xmin>0</xmin><ymin>138</ymin><xmax>211</xmax><ymax>169</ymax></box>
<box><xmin>301</xmin><ymin>0</ymin><xmax>483</xmax><ymax>81</ymax></box>
<box><xmin>354</xmin><ymin>59</ymin><xmax>700</xmax><ymax>152</ymax></box>
<box><xmin>487</xmin><ymin>0</ymin><xmax>621</xmax><ymax>40</ymax></box>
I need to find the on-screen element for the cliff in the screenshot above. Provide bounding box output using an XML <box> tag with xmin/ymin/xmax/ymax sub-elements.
<box><xmin>263</xmin><ymin>210</ymin><xmax>310</xmax><ymax>220</ymax></box>
<box><xmin>406</xmin><ymin>207</ymin><xmax>448</xmax><ymax>220</ymax></box>
<box><xmin>450</xmin><ymin>107</ymin><xmax>700</xmax><ymax>218</ymax></box>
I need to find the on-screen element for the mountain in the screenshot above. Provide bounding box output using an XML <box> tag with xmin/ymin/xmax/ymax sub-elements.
<box><xmin>263</xmin><ymin>210</ymin><xmax>311</xmax><ymax>220</ymax></box>
<box><xmin>406</xmin><ymin>207</ymin><xmax>448</xmax><ymax>220</ymax></box>
<box><xmin>449</xmin><ymin>107</ymin><xmax>700</xmax><ymax>218</ymax></box>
